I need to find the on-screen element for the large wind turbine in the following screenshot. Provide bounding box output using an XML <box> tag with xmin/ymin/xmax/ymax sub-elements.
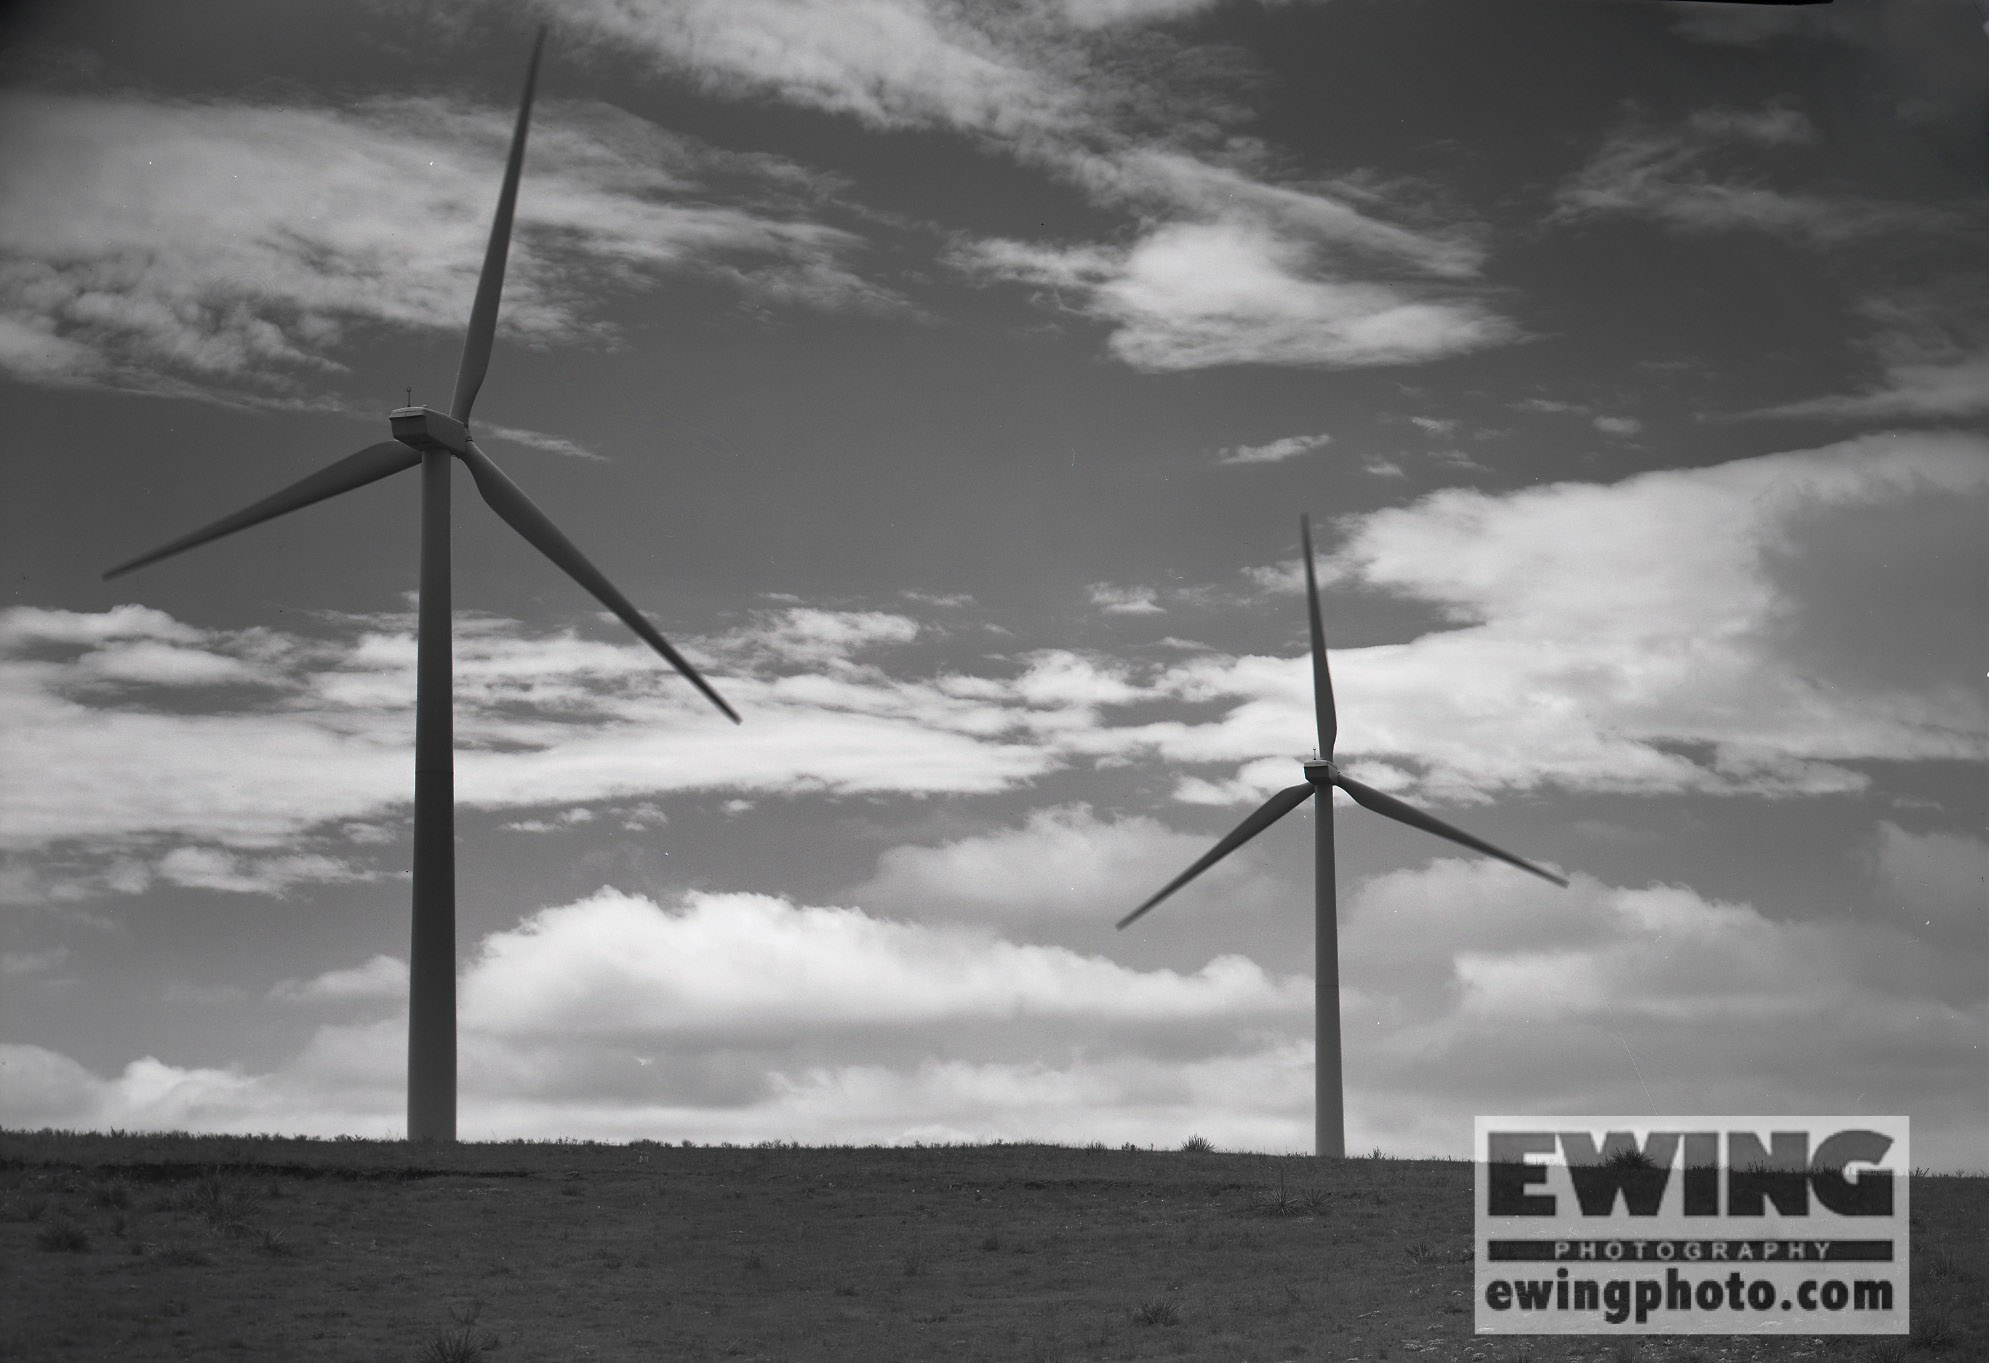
<box><xmin>104</xmin><ymin>29</ymin><xmax>739</xmax><ymax>1144</ymax></box>
<box><xmin>1118</xmin><ymin>515</ymin><xmax>1565</xmax><ymax>1159</ymax></box>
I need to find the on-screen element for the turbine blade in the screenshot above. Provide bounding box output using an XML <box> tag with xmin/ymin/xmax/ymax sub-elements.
<box><xmin>449</xmin><ymin>26</ymin><xmax>547</xmax><ymax>425</ymax></box>
<box><xmin>1334</xmin><ymin>774</ymin><xmax>1567</xmax><ymax>887</ymax></box>
<box><xmin>1118</xmin><ymin>783</ymin><xmax>1316</xmax><ymax>929</ymax></box>
<box><xmin>103</xmin><ymin>441</ymin><xmax>421</xmax><ymax>579</ymax></box>
<box><xmin>457</xmin><ymin>439</ymin><xmax>740</xmax><ymax>723</ymax></box>
<box><xmin>1301</xmin><ymin>514</ymin><xmax>1337</xmax><ymax>759</ymax></box>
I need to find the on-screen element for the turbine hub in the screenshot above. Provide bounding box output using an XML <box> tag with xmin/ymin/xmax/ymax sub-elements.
<box><xmin>390</xmin><ymin>406</ymin><xmax>469</xmax><ymax>456</ymax></box>
<box><xmin>1302</xmin><ymin>758</ymin><xmax>1339</xmax><ymax>785</ymax></box>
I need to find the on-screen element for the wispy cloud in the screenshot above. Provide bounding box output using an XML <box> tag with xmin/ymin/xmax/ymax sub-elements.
<box><xmin>0</xmin><ymin>89</ymin><xmax>904</xmax><ymax>396</ymax></box>
<box><xmin>529</xmin><ymin>0</ymin><xmax>1516</xmax><ymax>372</ymax></box>
<box><xmin>957</xmin><ymin>220</ymin><xmax>1510</xmax><ymax>372</ymax></box>
<box><xmin>9</xmin><ymin>435</ymin><xmax>1980</xmax><ymax>897</ymax></box>
<box><xmin>1552</xmin><ymin>104</ymin><xmax>1954</xmax><ymax>244</ymax></box>
<box><xmin>1216</xmin><ymin>432</ymin><xmax>1331</xmax><ymax>466</ymax></box>
<box><xmin>1753</xmin><ymin>347</ymin><xmax>1989</xmax><ymax>420</ymax></box>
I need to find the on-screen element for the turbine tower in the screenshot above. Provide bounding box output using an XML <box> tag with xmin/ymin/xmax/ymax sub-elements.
<box><xmin>104</xmin><ymin>29</ymin><xmax>740</xmax><ymax>1143</ymax></box>
<box><xmin>1118</xmin><ymin>515</ymin><xmax>1565</xmax><ymax>1159</ymax></box>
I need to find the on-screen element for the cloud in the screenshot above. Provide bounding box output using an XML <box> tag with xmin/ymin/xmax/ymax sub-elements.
<box><xmin>0</xmin><ymin>89</ymin><xmax>901</xmax><ymax>395</ymax></box>
<box><xmin>544</xmin><ymin>0</ymin><xmax>1077</xmax><ymax>140</ymax></box>
<box><xmin>0</xmin><ymin>603</ymin><xmax>1051</xmax><ymax>861</ymax></box>
<box><xmin>959</xmin><ymin>219</ymin><xmax>1511</xmax><ymax>371</ymax></box>
<box><xmin>1089</xmin><ymin>431</ymin><xmax>1988</xmax><ymax>803</ymax></box>
<box><xmin>5</xmin><ymin>866</ymin><xmax>1979</xmax><ymax>1168</ymax></box>
<box><xmin>1871</xmin><ymin>822</ymin><xmax>1986</xmax><ymax>942</ymax></box>
<box><xmin>1552</xmin><ymin>104</ymin><xmax>1952</xmax><ymax>244</ymax></box>
<box><xmin>464</xmin><ymin>888</ymin><xmax>1303</xmax><ymax>1041</ymax></box>
<box><xmin>0</xmin><ymin>886</ymin><xmax>1314</xmax><ymax>1148</ymax></box>
<box><xmin>736</xmin><ymin>607</ymin><xmax>920</xmax><ymax>666</ymax></box>
<box><xmin>1591</xmin><ymin>415</ymin><xmax>1642</xmax><ymax>437</ymax></box>
<box><xmin>1753</xmin><ymin>347</ymin><xmax>1989</xmax><ymax>421</ymax></box>
<box><xmin>156</xmin><ymin>847</ymin><xmax>372</xmax><ymax>895</ymax></box>
<box><xmin>853</xmin><ymin>803</ymin><xmax>1276</xmax><ymax>922</ymax></box>
<box><xmin>1087</xmin><ymin>583</ymin><xmax>1163</xmax><ymax>615</ymax></box>
<box><xmin>1216</xmin><ymin>432</ymin><xmax>1331</xmax><ymax>466</ymax></box>
<box><xmin>1336</xmin><ymin>858</ymin><xmax>1985</xmax><ymax>1172</ymax></box>
<box><xmin>10</xmin><ymin>433</ymin><xmax>1981</xmax><ymax>891</ymax></box>
<box><xmin>270</xmin><ymin>954</ymin><xmax>409</xmax><ymax>1004</ymax></box>
<box><xmin>1058</xmin><ymin>0</ymin><xmax>1222</xmax><ymax>26</ymax></box>
<box><xmin>534</xmin><ymin>0</ymin><xmax>1516</xmax><ymax>373</ymax></box>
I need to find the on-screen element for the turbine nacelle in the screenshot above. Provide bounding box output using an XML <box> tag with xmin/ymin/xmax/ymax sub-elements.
<box><xmin>1302</xmin><ymin>758</ymin><xmax>1340</xmax><ymax>786</ymax></box>
<box><xmin>390</xmin><ymin>406</ymin><xmax>470</xmax><ymax>456</ymax></box>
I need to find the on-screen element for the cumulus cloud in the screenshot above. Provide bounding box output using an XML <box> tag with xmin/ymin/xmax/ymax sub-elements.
<box><xmin>0</xmin><ymin>88</ymin><xmax>901</xmax><ymax>395</ymax></box>
<box><xmin>1337</xmin><ymin>859</ymin><xmax>1985</xmax><ymax>1171</ymax></box>
<box><xmin>853</xmin><ymin>803</ymin><xmax>1277</xmax><ymax>922</ymax></box>
<box><xmin>1141</xmin><ymin>431</ymin><xmax>1987</xmax><ymax>803</ymax></box>
<box><xmin>270</xmin><ymin>953</ymin><xmax>409</xmax><ymax>1004</ymax></box>
<box><xmin>463</xmin><ymin>888</ymin><xmax>1303</xmax><ymax>1041</ymax></box>
<box><xmin>5</xmin><ymin>866</ymin><xmax>1978</xmax><ymax>1167</ymax></box>
<box><xmin>0</xmin><ymin>887</ymin><xmax>1313</xmax><ymax>1147</ymax></box>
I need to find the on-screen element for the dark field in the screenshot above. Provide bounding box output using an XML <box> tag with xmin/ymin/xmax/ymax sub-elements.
<box><xmin>2</xmin><ymin>1130</ymin><xmax>1981</xmax><ymax>1362</ymax></box>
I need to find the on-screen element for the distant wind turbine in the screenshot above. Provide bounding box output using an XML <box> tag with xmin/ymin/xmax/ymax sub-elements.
<box><xmin>1117</xmin><ymin>515</ymin><xmax>1565</xmax><ymax>1159</ymax></box>
<box><xmin>104</xmin><ymin>28</ymin><xmax>740</xmax><ymax>1144</ymax></box>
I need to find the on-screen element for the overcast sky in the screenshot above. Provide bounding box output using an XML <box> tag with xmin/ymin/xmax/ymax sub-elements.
<box><xmin>1</xmin><ymin>0</ymin><xmax>1983</xmax><ymax>1170</ymax></box>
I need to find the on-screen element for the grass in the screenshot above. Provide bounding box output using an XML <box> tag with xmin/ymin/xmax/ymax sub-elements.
<box><xmin>419</xmin><ymin>1301</ymin><xmax>499</xmax><ymax>1363</ymax></box>
<box><xmin>35</xmin><ymin>1219</ymin><xmax>89</xmax><ymax>1252</ymax></box>
<box><xmin>1</xmin><ymin>1128</ymin><xmax>1982</xmax><ymax>1361</ymax></box>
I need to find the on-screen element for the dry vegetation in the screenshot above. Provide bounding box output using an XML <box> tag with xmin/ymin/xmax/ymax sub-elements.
<box><xmin>1</xmin><ymin>1130</ymin><xmax>1980</xmax><ymax>1362</ymax></box>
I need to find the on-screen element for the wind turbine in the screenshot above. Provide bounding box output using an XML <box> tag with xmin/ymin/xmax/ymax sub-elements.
<box><xmin>103</xmin><ymin>28</ymin><xmax>740</xmax><ymax>1144</ymax></box>
<box><xmin>1117</xmin><ymin>515</ymin><xmax>1565</xmax><ymax>1159</ymax></box>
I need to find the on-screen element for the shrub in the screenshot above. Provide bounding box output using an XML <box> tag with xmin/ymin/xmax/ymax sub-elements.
<box><xmin>1910</xmin><ymin>1311</ymin><xmax>1956</xmax><ymax>1351</ymax></box>
<box><xmin>1132</xmin><ymin>1296</ymin><xmax>1180</xmax><ymax>1326</ymax></box>
<box><xmin>1181</xmin><ymin>1135</ymin><xmax>1213</xmax><ymax>1153</ymax></box>
<box><xmin>421</xmin><ymin>1301</ymin><xmax>499</xmax><ymax>1363</ymax></box>
<box><xmin>157</xmin><ymin>1240</ymin><xmax>214</xmax><ymax>1267</ymax></box>
<box><xmin>37</xmin><ymin>1220</ymin><xmax>91</xmax><ymax>1252</ymax></box>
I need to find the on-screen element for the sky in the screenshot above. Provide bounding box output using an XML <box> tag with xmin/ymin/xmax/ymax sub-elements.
<box><xmin>0</xmin><ymin>0</ymin><xmax>1983</xmax><ymax>1170</ymax></box>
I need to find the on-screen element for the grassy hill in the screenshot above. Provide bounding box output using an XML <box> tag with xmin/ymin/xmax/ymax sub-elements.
<box><xmin>2</xmin><ymin>1130</ymin><xmax>1980</xmax><ymax>1361</ymax></box>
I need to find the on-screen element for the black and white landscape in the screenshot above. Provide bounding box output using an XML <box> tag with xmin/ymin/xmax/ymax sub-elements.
<box><xmin>1</xmin><ymin>0</ymin><xmax>1983</xmax><ymax>1172</ymax></box>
